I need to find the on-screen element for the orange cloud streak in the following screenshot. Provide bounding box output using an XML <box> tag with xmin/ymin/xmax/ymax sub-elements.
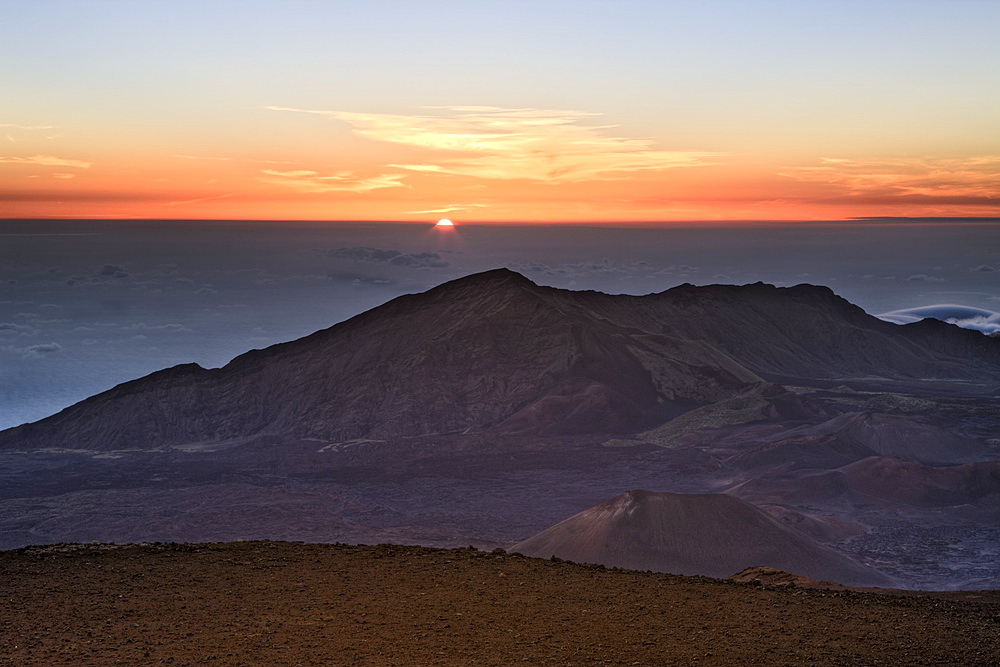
<box><xmin>270</xmin><ymin>106</ymin><xmax>724</xmax><ymax>183</ymax></box>
<box><xmin>781</xmin><ymin>156</ymin><xmax>1000</xmax><ymax>199</ymax></box>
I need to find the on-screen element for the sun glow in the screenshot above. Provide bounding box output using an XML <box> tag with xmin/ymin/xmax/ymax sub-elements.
<box><xmin>436</xmin><ymin>219</ymin><xmax>454</xmax><ymax>226</ymax></box>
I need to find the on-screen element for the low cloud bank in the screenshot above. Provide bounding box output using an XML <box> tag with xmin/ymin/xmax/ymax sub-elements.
<box><xmin>328</xmin><ymin>247</ymin><xmax>448</xmax><ymax>268</ymax></box>
<box><xmin>879</xmin><ymin>304</ymin><xmax>1000</xmax><ymax>335</ymax></box>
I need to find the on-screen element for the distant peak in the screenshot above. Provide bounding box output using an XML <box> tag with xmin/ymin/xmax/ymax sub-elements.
<box><xmin>434</xmin><ymin>268</ymin><xmax>539</xmax><ymax>292</ymax></box>
<box><xmin>662</xmin><ymin>281</ymin><xmax>842</xmax><ymax>302</ymax></box>
<box><xmin>469</xmin><ymin>267</ymin><xmax>535</xmax><ymax>282</ymax></box>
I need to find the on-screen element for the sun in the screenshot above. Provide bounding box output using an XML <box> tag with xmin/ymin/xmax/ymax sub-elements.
<box><xmin>435</xmin><ymin>219</ymin><xmax>454</xmax><ymax>227</ymax></box>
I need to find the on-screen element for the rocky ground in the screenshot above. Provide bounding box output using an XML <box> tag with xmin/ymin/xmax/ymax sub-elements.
<box><xmin>3</xmin><ymin>541</ymin><xmax>1000</xmax><ymax>666</ymax></box>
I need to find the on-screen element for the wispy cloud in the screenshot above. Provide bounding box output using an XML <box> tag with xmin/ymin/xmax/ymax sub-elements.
<box><xmin>162</xmin><ymin>194</ymin><xmax>235</xmax><ymax>207</ymax></box>
<box><xmin>0</xmin><ymin>154</ymin><xmax>92</xmax><ymax>168</ymax></box>
<box><xmin>906</xmin><ymin>273</ymin><xmax>945</xmax><ymax>282</ymax></box>
<box><xmin>0</xmin><ymin>124</ymin><xmax>55</xmax><ymax>130</ymax></box>
<box><xmin>175</xmin><ymin>154</ymin><xmax>232</xmax><ymax>161</ymax></box>
<box><xmin>265</xmin><ymin>106</ymin><xmax>332</xmax><ymax>116</ymax></box>
<box><xmin>268</xmin><ymin>105</ymin><xmax>723</xmax><ymax>183</ymax></box>
<box><xmin>123</xmin><ymin>323</ymin><xmax>194</xmax><ymax>333</ymax></box>
<box><xmin>405</xmin><ymin>203</ymin><xmax>489</xmax><ymax>215</ymax></box>
<box><xmin>328</xmin><ymin>246</ymin><xmax>448</xmax><ymax>268</ymax></box>
<box><xmin>781</xmin><ymin>156</ymin><xmax>1000</xmax><ymax>199</ymax></box>
<box><xmin>259</xmin><ymin>169</ymin><xmax>407</xmax><ymax>193</ymax></box>
<box><xmin>1</xmin><ymin>342</ymin><xmax>63</xmax><ymax>358</ymax></box>
<box><xmin>514</xmin><ymin>259</ymin><xmax>697</xmax><ymax>279</ymax></box>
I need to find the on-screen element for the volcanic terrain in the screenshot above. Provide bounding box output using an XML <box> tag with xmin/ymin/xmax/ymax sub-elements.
<box><xmin>3</xmin><ymin>541</ymin><xmax>1000</xmax><ymax>667</ymax></box>
<box><xmin>2</xmin><ymin>269</ymin><xmax>999</xmax><ymax>589</ymax></box>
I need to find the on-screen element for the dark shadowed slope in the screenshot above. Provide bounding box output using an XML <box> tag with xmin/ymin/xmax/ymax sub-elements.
<box><xmin>3</xmin><ymin>269</ymin><xmax>998</xmax><ymax>452</ymax></box>
<box><xmin>510</xmin><ymin>489</ymin><xmax>895</xmax><ymax>587</ymax></box>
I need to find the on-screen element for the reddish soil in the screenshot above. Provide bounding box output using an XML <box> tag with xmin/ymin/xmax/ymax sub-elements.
<box><xmin>2</xmin><ymin>541</ymin><xmax>999</xmax><ymax>666</ymax></box>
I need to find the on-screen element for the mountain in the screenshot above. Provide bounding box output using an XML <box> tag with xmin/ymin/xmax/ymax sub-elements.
<box><xmin>0</xmin><ymin>270</ymin><xmax>760</xmax><ymax>450</ymax></box>
<box><xmin>2</xmin><ymin>268</ymin><xmax>998</xmax><ymax>452</ymax></box>
<box><xmin>556</xmin><ymin>281</ymin><xmax>1000</xmax><ymax>386</ymax></box>
<box><xmin>510</xmin><ymin>489</ymin><xmax>894</xmax><ymax>587</ymax></box>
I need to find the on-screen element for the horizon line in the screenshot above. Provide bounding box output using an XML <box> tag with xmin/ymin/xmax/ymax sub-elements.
<box><xmin>3</xmin><ymin>216</ymin><xmax>1000</xmax><ymax>227</ymax></box>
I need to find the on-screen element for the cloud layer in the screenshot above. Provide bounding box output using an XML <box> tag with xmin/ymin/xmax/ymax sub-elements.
<box><xmin>782</xmin><ymin>156</ymin><xmax>1000</xmax><ymax>201</ymax></box>
<box><xmin>328</xmin><ymin>247</ymin><xmax>448</xmax><ymax>268</ymax></box>
<box><xmin>269</xmin><ymin>105</ymin><xmax>722</xmax><ymax>183</ymax></box>
<box><xmin>0</xmin><ymin>154</ymin><xmax>92</xmax><ymax>168</ymax></box>
<box><xmin>879</xmin><ymin>304</ymin><xmax>1000</xmax><ymax>335</ymax></box>
<box><xmin>258</xmin><ymin>169</ymin><xmax>406</xmax><ymax>193</ymax></box>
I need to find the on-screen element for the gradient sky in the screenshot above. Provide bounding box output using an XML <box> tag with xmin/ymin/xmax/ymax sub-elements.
<box><xmin>4</xmin><ymin>0</ymin><xmax>1000</xmax><ymax>222</ymax></box>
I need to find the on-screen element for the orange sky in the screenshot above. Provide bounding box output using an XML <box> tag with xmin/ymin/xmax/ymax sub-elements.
<box><xmin>3</xmin><ymin>2</ymin><xmax>1000</xmax><ymax>222</ymax></box>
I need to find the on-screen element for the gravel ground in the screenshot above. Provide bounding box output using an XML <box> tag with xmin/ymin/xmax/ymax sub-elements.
<box><xmin>2</xmin><ymin>541</ymin><xmax>1000</xmax><ymax>666</ymax></box>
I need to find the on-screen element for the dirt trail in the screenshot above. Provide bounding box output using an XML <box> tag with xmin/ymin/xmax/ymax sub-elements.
<box><xmin>2</xmin><ymin>541</ymin><xmax>999</xmax><ymax>666</ymax></box>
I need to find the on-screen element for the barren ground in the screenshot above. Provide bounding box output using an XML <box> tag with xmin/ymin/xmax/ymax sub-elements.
<box><xmin>3</xmin><ymin>541</ymin><xmax>1000</xmax><ymax>666</ymax></box>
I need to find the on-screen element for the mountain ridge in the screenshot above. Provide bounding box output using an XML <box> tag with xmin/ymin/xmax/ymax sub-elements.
<box><xmin>2</xmin><ymin>268</ymin><xmax>997</xmax><ymax>452</ymax></box>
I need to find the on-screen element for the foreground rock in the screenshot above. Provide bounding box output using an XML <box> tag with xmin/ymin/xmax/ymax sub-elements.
<box><xmin>2</xmin><ymin>541</ymin><xmax>999</xmax><ymax>667</ymax></box>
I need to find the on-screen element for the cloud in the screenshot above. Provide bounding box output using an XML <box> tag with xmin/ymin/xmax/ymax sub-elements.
<box><xmin>326</xmin><ymin>270</ymin><xmax>399</xmax><ymax>286</ymax></box>
<box><xmin>388</xmin><ymin>252</ymin><xmax>448</xmax><ymax>268</ymax></box>
<box><xmin>175</xmin><ymin>155</ymin><xmax>232</xmax><ymax>161</ymax></box>
<box><xmin>0</xmin><ymin>154</ymin><xmax>92</xmax><ymax>168</ymax></box>
<box><xmin>0</xmin><ymin>124</ymin><xmax>55</xmax><ymax>130</ymax></box>
<box><xmin>515</xmin><ymin>259</ymin><xmax>694</xmax><ymax>279</ymax></box>
<box><xmin>265</xmin><ymin>106</ymin><xmax>332</xmax><ymax>116</ymax></box>
<box><xmin>258</xmin><ymin>169</ymin><xmax>407</xmax><ymax>193</ymax></box>
<box><xmin>98</xmin><ymin>264</ymin><xmax>128</xmax><ymax>279</ymax></box>
<box><xmin>123</xmin><ymin>323</ymin><xmax>194</xmax><ymax>333</ymax></box>
<box><xmin>905</xmin><ymin>273</ymin><xmax>944</xmax><ymax>282</ymax></box>
<box><xmin>328</xmin><ymin>247</ymin><xmax>448</xmax><ymax>268</ymax></box>
<box><xmin>405</xmin><ymin>203</ymin><xmax>489</xmax><ymax>215</ymax></box>
<box><xmin>781</xmin><ymin>156</ymin><xmax>1000</xmax><ymax>199</ymax></box>
<box><xmin>971</xmin><ymin>264</ymin><xmax>996</xmax><ymax>272</ymax></box>
<box><xmin>25</xmin><ymin>342</ymin><xmax>63</xmax><ymax>356</ymax></box>
<box><xmin>269</xmin><ymin>105</ymin><xmax>723</xmax><ymax>183</ymax></box>
<box><xmin>0</xmin><ymin>322</ymin><xmax>34</xmax><ymax>335</ymax></box>
<box><xmin>880</xmin><ymin>305</ymin><xmax>1000</xmax><ymax>335</ymax></box>
<box><xmin>1</xmin><ymin>342</ymin><xmax>64</xmax><ymax>357</ymax></box>
<box><xmin>329</xmin><ymin>247</ymin><xmax>402</xmax><ymax>262</ymax></box>
<box><xmin>52</xmin><ymin>173</ymin><xmax>75</xmax><ymax>179</ymax></box>
<box><xmin>162</xmin><ymin>194</ymin><xmax>234</xmax><ymax>207</ymax></box>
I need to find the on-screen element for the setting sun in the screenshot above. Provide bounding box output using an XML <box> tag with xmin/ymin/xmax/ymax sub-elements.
<box><xmin>436</xmin><ymin>219</ymin><xmax>454</xmax><ymax>226</ymax></box>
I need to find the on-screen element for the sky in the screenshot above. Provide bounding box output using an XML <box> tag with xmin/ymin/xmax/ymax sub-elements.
<box><xmin>2</xmin><ymin>1</ymin><xmax>999</xmax><ymax>429</ymax></box>
<box><xmin>3</xmin><ymin>0</ymin><xmax>1000</xmax><ymax>222</ymax></box>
